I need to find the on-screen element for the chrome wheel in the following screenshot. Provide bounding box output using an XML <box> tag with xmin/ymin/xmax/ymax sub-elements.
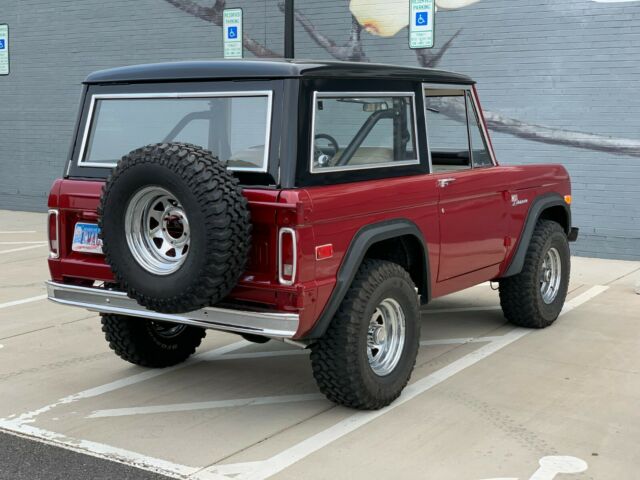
<box><xmin>125</xmin><ymin>186</ymin><xmax>190</xmax><ymax>275</ymax></box>
<box><xmin>540</xmin><ymin>247</ymin><xmax>562</xmax><ymax>304</ymax></box>
<box><xmin>367</xmin><ymin>298</ymin><xmax>406</xmax><ymax>376</ymax></box>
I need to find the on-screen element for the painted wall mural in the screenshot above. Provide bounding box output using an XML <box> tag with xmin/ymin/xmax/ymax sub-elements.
<box><xmin>165</xmin><ymin>0</ymin><xmax>640</xmax><ymax>158</ymax></box>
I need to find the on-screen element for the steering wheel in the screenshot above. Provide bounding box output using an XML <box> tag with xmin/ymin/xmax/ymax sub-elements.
<box><xmin>314</xmin><ymin>134</ymin><xmax>340</xmax><ymax>168</ymax></box>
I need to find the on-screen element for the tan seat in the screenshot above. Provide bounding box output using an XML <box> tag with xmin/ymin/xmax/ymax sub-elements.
<box><xmin>332</xmin><ymin>147</ymin><xmax>394</xmax><ymax>166</ymax></box>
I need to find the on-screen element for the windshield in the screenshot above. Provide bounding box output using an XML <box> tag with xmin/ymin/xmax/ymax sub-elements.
<box><xmin>80</xmin><ymin>93</ymin><xmax>272</xmax><ymax>171</ymax></box>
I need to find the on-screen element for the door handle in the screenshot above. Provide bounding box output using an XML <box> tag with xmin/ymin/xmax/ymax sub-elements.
<box><xmin>437</xmin><ymin>178</ymin><xmax>456</xmax><ymax>188</ymax></box>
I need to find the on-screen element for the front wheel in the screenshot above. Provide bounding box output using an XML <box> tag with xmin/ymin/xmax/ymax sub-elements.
<box><xmin>499</xmin><ymin>220</ymin><xmax>570</xmax><ymax>328</ymax></box>
<box><xmin>101</xmin><ymin>314</ymin><xmax>206</xmax><ymax>367</ymax></box>
<box><xmin>310</xmin><ymin>259</ymin><xmax>420</xmax><ymax>410</ymax></box>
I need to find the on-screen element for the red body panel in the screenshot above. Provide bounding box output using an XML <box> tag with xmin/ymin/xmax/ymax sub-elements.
<box><xmin>48</xmin><ymin>163</ymin><xmax>570</xmax><ymax>339</ymax></box>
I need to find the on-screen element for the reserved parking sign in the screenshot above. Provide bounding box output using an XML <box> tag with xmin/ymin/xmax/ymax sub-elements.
<box><xmin>0</xmin><ymin>24</ymin><xmax>8</xmax><ymax>75</ymax></box>
<box><xmin>223</xmin><ymin>9</ymin><xmax>243</xmax><ymax>59</ymax></box>
<box><xmin>409</xmin><ymin>0</ymin><xmax>435</xmax><ymax>49</ymax></box>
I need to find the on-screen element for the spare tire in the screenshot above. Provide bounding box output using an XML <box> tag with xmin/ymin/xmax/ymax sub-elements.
<box><xmin>99</xmin><ymin>143</ymin><xmax>251</xmax><ymax>314</ymax></box>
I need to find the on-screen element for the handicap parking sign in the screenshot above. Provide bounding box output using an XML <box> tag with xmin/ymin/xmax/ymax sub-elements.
<box><xmin>223</xmin><ymin>8</ymin><xmax>243</xmax><ymax>59</ymax></box>
<box><xmin>0</xmin><ymin>39</ymin><xmax>5</xmax><ymax>50</ymax></box>
<box><xmin>409</xmin><ymin>0</ymin><xmax>434</xmax><ymax>49</ymax></box>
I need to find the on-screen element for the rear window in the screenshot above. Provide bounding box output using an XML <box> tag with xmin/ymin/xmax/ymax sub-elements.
<box><xmin>79</xmin><ymin>92</ymin><xmax>272</xmax><ymax>172</ymax></box>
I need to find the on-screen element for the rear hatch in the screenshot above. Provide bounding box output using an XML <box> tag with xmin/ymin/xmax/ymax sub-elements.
<box><xmin>48</xmin><ymin>178</ymin><xmax>291</xmax><ymax>308</ymax></box>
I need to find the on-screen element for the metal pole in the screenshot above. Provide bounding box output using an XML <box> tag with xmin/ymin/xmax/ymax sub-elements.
<box><xmin>284</xmin><ymin>0</ymin><xmax>294</xmax><ymax>59</ymax></box>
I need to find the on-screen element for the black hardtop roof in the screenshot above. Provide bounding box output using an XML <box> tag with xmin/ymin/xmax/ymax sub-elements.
<box><xmin>84</xmin><ymin>59</ymin><xmax>474</xmax><ymax>85</ymax></box>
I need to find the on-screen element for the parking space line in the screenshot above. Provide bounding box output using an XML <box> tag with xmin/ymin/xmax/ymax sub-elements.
<box><xmin>205</xmin><ymin>285</ymin><xmax>609</xmax><ymax>480</ymax></box>
<box><xmin>0</xmin><ymin>341</ymin><xmax>251</xmax><ymax>479</ymax></box>
<box><xmin>0</xmin><ymin>230</ymin><xmax>37</xmax><ymax>234</ymax></box>
<box><xmin>86</xmin><ymin>335</ymin><xmax>506</xmax><ymax>418</ymax></box>
<box><xmin>0</xmin><ymin>294</ymin><xmax>47</xmax><ymax>310</ymax></box>
<box><xmin>420</xmin><ymin>336</ymin><xmax>503</xmax><ymax>346</ymax></box>
<box><xmin>424</xmin><ymin>305</ymin><xmax>501</xmax><ymax>314</ymax></box>
<box><xmin>206</xmin><ymin>335</ymin><xmax>504</xmax><ymax>363</ymax></box>
<box><xmin>0</xmin><ymin>244</ymin><xmax>47</xmax><ymax>255</ymax></box>
<box><xmin>209</xmin><ymin>329</ymin><xmax>532</xmax><ymax>480</ymax></box>
<box><xmin>0</xmin><ymin>286</ymin><xmax>609</xmax><ymax>480</ymax></box>
<box><xmin>0</xmin><ymin>241</ymin><xmax>48</xmax><ymax>245</ymax></box>
<box><xmin>89</xmin><ymin>393</ymin><xmax>326</xmax><ymax>418</ymax></box>
<box><xmin>0</xmin><ymin>340</ymin><xmax>249</xmax><ymax>427</ymax></box>
<box><xmin>211</xmin><ymin>349</ymin><xmax>307</xmax><ymax>361</ymax></box>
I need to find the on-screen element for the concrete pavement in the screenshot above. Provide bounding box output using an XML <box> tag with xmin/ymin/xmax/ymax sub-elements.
<box><xmin>0</xmin><ymin>210</ymin><xmax>638</xmax><ymax>480</ymax></box>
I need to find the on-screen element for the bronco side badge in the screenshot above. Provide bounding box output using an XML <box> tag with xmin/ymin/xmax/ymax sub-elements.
<box><xmin>511</xmin><ymin>194</ymin><xmax>528</xmax><ymax>207</ymax></box>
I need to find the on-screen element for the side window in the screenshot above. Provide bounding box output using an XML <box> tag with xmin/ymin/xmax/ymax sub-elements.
<box><xmin>311</xmin><ymin>94</ymin><xmax>418</xmax><ymax>172</ymax></box>
<box><xmin>424</xmin><ymin>91</ymin><xmax>471</xmax><ymax>172</ymax></box>
<box><xmin>466</xmin><ymin>93</ymin><xmax>493</xmax><ymax>167</ymax></box>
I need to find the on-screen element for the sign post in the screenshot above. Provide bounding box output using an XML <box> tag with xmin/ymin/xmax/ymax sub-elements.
<box><xmin>409</xmin><ymin>0</ymin><xmax>435</xmax><ymax>49</ymax></box>
<box><xmin>0</xmin><ymin>24</ymin><xmax>8</xmax><ymax>75</ymax></box>
<box><xmin>223</xmin><ymin>9</ymin><xmax>243</xmax><ymax>59</ymax></box>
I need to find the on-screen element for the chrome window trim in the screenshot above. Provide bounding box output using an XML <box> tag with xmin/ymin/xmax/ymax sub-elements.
<box><xmin>309</xmin><ymin>91</ymin><xmax>421</xmax><ymax>174</ymax></box>
<box><xmin>278</xmin><ymin>227</ymin><xmax>297</xmax><ymax>286</ymax></box>
<box><xmin>77</xmin><ymin>90</ymin><xmax>274</xmax><ymax>172</ymax></box>
<box><xmin>422</xmin><ymin>83</ymin><xmax>497</xmax><ymax>169</ymax></box>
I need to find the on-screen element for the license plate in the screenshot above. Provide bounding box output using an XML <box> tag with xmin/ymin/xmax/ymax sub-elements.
<box><xmin>72</xmin><ymin>223</ymin><xmax>103</xmax><ymax>254</ymax></box>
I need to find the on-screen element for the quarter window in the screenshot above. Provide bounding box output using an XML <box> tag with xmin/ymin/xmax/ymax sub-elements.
<box><xmin>311</xmin><ymin>94</ymin><xmax>418</xmax><ymax>172</ymax></box>
<box><xmin>466</xmin><ymin>93</ymin><xmax>493</xmax><ymax>167</ymax></box>
<box><xmin>424</xmin><ymin>92</ymin><xmax>470</xmax><ymax>172</ymax></box>
<box><xmin>424</xmin><ymin>88</ymin><xmax>493</xmax><ymax>172</ymax></box>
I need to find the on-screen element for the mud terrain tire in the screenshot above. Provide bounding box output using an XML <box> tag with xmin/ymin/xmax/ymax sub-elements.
<box><xmin>99</xmin><ymin>143</ymin><xmax>251</xmax><ymax>314</ymax></box>
<box><xmin>499</xmin><ymin>220</ymin><xmax>570</xmax><ymax>328</ymax></box>
<box><xmin>101</xmin><ymin>314</ymin><xmax>206</xmax><ymax>367</ymax></box>
<box><xmin>310</xmin><ymin>259</ymin><xmax>420</xmax><ymax>410</ymax></box>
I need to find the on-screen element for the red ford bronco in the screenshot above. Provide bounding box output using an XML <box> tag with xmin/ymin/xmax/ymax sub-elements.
<box><xmin>46</xmin><ymin>60</ymin><xmax>578</xmax><ymax>409</ymax></box>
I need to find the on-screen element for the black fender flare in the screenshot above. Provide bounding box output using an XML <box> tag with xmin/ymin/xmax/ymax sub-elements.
<box><xmin>500</xmin><ymin>192</ymin><xmax>571</xmax><ymax>278</ymax></box>
<box><xmin>304</xmin><ymin>219</ymin><xmax>430</xmax><ymax>340</ymax></box>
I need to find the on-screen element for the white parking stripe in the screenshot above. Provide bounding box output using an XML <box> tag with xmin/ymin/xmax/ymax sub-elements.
<box><xmin>0</xmin><ymin>244</ymin><xmax>47</xmax><ymax>255</ymax></box>
<box><xmin>207</xmin><ymin>285</ymin><xmax>609</xmax><ymax>480</ymax></box>
<box><xmin>211</xmin><ymin>349</ymin><xmax>307</xmax><ymax>361</ymax></box>
<box><xmin>0</xmin><ymin>294</ymin><xmax>47</xmax><ymax>310</ymax></box>
<box><xmin>206</xmin><ymin>335</ymin><xmax>505</xmax><ymax>362</ymax></box>
<box><xmin>0</xmin><ymin>230</ymin><xmax>37</xmax><ymax>234</ymax></box>
<box><xmin>1</xmin><ymin>340</ymin><xmax>249</xmax><ymax>427</ymax></box>
<box><xmin>0</xmin><ymin>241</ymin><xmax>48</xmax><ymax>245</ymax></box>
<box><xmin>423</xmin><ymin>305</ymin><xmax>501</xmax><ymax>314</ymax></box>
<box><xmin>0</xmin><ymin>286</ymin><xmax>609</xmax><ymax>480</ymax></box>
<box><xmin>88</xmin><ymin>393</ymin><xmax>326</xmax><ymax>418</ymax></box>
<box><xmin>420</xmin><ymin>336</ymin><xmax>504</xmax><ymax>346</ymax></box>
<box><xmin>87</xmin><ymin>335</ymin><xmax>507</xmax><ymax>418</ymax></box>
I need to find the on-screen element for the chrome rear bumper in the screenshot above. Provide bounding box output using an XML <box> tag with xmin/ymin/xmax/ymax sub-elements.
<box><xmin>46</xmin><ymin>281</ymin><xmax>299</xmax><ymax>339</ymax></box>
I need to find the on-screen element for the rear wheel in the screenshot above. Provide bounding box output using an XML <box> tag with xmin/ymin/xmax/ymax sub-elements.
<box><xmin>499</xmin><ymin>220</ymin><xmax>570</xmax><ymax>328</ymax></box>
<box><xmin>101</xmin><ymin>314</ymin><xmax>206</xmax><ymax>367</ymax></box>
<box><xmin>310</xmin><ymin>259</ymin><xmax>420</xmax><ymax>410</ymax></box>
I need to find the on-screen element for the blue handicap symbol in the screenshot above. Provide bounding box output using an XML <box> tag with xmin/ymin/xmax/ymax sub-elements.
<box><xmin>0</xmin><ymin>39</ymin><xmax>5</xmax><ymax>50</ymax></box>
<box><xmin>227</xmin><ymin>26</ymin><xmax>238</xmax><ymax>40</ymax></box>
<box><xmin>415</xmin><ymin>12</ymin><xmax>428</xmax><ymax>26</ymax></box>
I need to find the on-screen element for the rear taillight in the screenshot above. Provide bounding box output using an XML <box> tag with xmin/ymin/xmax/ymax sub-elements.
<box><xmin>47</xmin><ymin>209</ymin><xmax>59</xmax><ymax>258</ymax></box>
<box><xmin>278</xmin><ymin>227</ymin><xmax>297</xmax><ymax>285</ymax></box>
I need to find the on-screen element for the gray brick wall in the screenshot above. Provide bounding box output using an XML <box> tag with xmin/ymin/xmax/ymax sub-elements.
<box><xmin>0</xmin><ymin>0</ymin><xmax>638</xmax><ymax>259</ymax></box>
